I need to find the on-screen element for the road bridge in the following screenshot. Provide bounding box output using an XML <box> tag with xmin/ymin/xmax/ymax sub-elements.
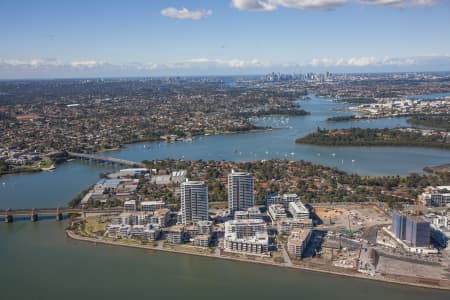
<box><xmin>68</xmin><ymin>152</ymin><xmax>145</xmax><ymax>168</ymax></box>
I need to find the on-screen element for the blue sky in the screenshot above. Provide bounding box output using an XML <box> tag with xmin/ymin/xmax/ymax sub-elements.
<box><xmin>1</xmin><ymin>0</ymin><xmax>450</xmax><ymax>78</ymax></box>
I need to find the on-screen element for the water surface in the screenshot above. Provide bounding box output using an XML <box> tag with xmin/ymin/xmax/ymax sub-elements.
<box><xmin>0</xmin><ymin>221</ymin><xmax>448</xmax><ymax>300</ymax></box>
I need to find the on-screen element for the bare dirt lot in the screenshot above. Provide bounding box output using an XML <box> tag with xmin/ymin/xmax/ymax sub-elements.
<box><xmin>377</xmin><ymin>255</ymin><xmax>450</xmax><ymax>280</ymax></box>
<box><xmin>315</xmin><ymin>205</ymin><xmax>390</xmax><ymax>232</ymax></box>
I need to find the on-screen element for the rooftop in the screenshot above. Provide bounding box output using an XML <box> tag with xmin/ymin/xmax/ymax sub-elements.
<box><xmin>97</xmin><ymin>178</ymin><xmax>121</xmax><ymax>186</ymax></box>
<box><xmin>288</xmin><ymin>229</ymin><xmax>311</xmax><ymax>245</ymax></box>
<box><xmin>289</xmin><ymin>201</ymin><xmax>309</xmax><ymax>214</ymax></box>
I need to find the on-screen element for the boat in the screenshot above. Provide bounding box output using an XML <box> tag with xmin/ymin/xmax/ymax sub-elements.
<box><xmin>332</xmin><ymin>153</ymin><xmax>336</xmax><ymax>157</ymax></box>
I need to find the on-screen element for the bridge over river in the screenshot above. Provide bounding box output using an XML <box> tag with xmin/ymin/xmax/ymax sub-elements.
<box><xmin>0</xmin><ymin>207</ymin><xmax>124</xmax><ymax>223</ymax></box>
<box><xmin>68</xmin><ymin>152</ymin><xmax>145</xmax><ymax>168</ymax></box>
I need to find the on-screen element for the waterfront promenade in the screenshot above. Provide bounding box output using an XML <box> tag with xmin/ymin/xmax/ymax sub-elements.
<box><xmin>66</xmin><ymin>230</ymin><xmax>450</xmax><ymax>291</ymax></box>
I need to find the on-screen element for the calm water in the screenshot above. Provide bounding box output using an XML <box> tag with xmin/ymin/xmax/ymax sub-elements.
<box><xmin>1</xmin><ymin>95</ymin><xmax>449</xmax><ymax>209</ymax></box>
<box><xmin>104</xmin><ymin>97</ymin><xmax>448</xmax><ymax>176</ymax></box>
<box><xmin>0</xmin><ymin>161</ymin><xmax>116</xmax><ymax>209</ymax></box>
<box><xmin>0</xmin><ymin>220</ymin><xmax>449</xmax><ymax>300</ymax></box>
<box><xmin>1</xmin><ymin>95</ymin><xmax>449</xmax><ymax>299</ymax></box>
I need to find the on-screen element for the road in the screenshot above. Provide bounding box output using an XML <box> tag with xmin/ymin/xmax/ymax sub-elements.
<box><xmin>281</xmin><ymin>246</ymin><xmax>293</xmax><ymax>266</ymax></box>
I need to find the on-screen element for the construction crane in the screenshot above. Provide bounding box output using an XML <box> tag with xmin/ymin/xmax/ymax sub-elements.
<box><xmin>348</xmin><ymin>214</ymin><xmax>352</xmax><ymax>233</ymax></box>
<box><xmin>416</xmin><ymin>195</ymin><xmax>421</xmax><ymax>216</ymax></box>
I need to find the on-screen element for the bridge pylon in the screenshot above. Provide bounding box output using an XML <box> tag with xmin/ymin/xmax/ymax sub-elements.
<box><xmin>56</xmin><ymin>207</ymin><xmax>63</xmax><ymax>221</ymax></box>
<box><xmin>4</xmin><ymin>209</ymin><xmax>13</xmax><ymax>223</ymax></box>
<box><xmin>30</xmin><ymin>208</ymin><xmax>38</xmax><ymax>222</ymax></box>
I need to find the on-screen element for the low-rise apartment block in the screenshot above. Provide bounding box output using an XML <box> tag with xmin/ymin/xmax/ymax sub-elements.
<box><xmin>124</xmin><ymin>200</ymin><xmax>137</xmax><ymax>212</ymax></box>
<box><xmin>141</xmin><ymin>200</ymin><xmax>166</xmax><ymax>212</ymax></box>
<box><xmin>266</xmin><ymin>193</ymin><xmax>299</xmax><ymax>208</ymax></box>
<box><xmin>277</xmin><ymin>218</ymin><xmax>313</xmax><ymax>235</ymax></box>
<box><xmin>224</xmin><ymin>219</ymin><xmax>269</xmax><ymax>255</ymax></box>
<box><xmin>289</xmin><ymin>201</ymin><xmax>310</xmax><ymax>220</ymax></box>
<box><xmin>147</xmin><ymin>208</ymin><xmax>171</xmax><ymax>227</ymax></box>
<box><xmin>422</xmin><ymin>186</ymin><xmax>450</xmax><ymax>207</ymax></box>
<box><xmin>287</xmin><ymin>229</ymin><xmax>311</xmax><ymax>259</ymax></box>
<box><xmin>234</xmin><ymin>207</ymin><xmax>263</xmax><ymax>220</ymax></box>
<box><xmin>196</xmin><ymin>220</ymin><xmax>213</xmax><ymax>235</ymax></box>
<box><xmin>268</xmin><ymin>204</ymin><xmax>287</xmax><ymax>220</ymax></box>
<box><xmin>193</xmin><ymin>235</ymin><xmax>211</xmax><ymax>247</ymax></box>
<box><xmin>166</xmin><ymin>225</ymin><xmax>187</xmax><ymax>244</ymax></box>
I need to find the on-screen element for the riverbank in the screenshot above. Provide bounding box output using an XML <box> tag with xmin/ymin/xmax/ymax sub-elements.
<box><xmin>0</xmin><ymin>166</ymin><xmax>42</xmax><ymax>177</ymax></box>
<box><xmin>407</xmin><ymin>115</ymin><xmax>450</xmax><ymax>131</ymax></box>
<box><xmin>326</xmin><ymin>114</ymin><xmax>450</xmax><ymax>130</ymax></box>
<box><xmin>66</xmin><ymin>230</ymin><xmax>450</xmax><ymax>291</ymax></box>
<box><xmin>0</xmin><ymin>127</ymin><xmax>277</xmax><ymax>178</ymax></box>
<box><xmin>428</xmin><ymin>163</ymin><xmax>450</xmax><ymax>173</ymax></box>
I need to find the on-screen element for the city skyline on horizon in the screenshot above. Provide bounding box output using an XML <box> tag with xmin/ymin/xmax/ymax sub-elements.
<box><xmin>1</xmin><ymin>0</ymin><xmax>450</xmax><ymax>78</ymax></box>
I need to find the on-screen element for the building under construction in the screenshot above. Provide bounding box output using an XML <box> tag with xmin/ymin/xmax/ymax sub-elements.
<box><xmin>392</xmin><ymin>212</ymin><xmax>431</xmax><ymax>247</ymax></box>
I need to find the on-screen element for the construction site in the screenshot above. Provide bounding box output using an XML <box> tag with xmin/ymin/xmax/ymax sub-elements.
<box><xmin>308</xmin><ymin>203</ymin><xmax>450</xmax><ymax>288</ymax></box>
<box><xmin>314</xmin><ymin>204</ymin><xmax>390</xmax><ymax>236</ymax></box>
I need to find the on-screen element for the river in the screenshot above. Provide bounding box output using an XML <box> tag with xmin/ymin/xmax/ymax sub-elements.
<box><xmin>0</xmin><ymin>95</ymin><xmax>449</xmax><ymax>299</ymax></box>
<box><xmin>99</xmin><ymin>95</ymin><xmax>448</xmax><ymax>176</ymax></box>
<box><xmin>2</xmin><ymin>95</ymin><xmax>449</xmax><ymax>209</ymax></box>
<box><xmin>0</xmin><ymin>221</ymin><xmax>449</xmax><ymax>300</ymax></box>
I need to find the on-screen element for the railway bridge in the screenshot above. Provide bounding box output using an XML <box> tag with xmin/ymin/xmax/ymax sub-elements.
<box><xmin>1</xmin><ymin>207</ymin><xmax>124</xmax><ymax>223</ymax></box>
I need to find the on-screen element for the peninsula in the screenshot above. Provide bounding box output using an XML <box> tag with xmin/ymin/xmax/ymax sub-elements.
<box><xmin>296</xmin><ymin>127</ymin><xmax>450</xmax><ymax>150</ymax></box>
<box><xmin>62</xmin><ymin>158</ymin><xmax>450</xmax><ymax>291</ymax></box>
<box><xmin>407</xmin><ymin>115</ymin><xmax>450</xmax><ymax>131</ymax></box>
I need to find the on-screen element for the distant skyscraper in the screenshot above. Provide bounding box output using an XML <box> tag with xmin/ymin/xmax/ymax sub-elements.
<box><xmin>228</xmin><ymin>171</ymin><xmax>254</xmax><ymax>215</ymax></box>
<box><xmin>181</xmin><ymin>180</ymin><xmax>208</xmax><ymax>224</ymax></box>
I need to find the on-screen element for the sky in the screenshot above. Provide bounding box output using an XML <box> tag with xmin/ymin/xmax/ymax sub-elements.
<box><xmin>1</xmin><ymin>0</ymin><xmax>450</xmax><ymax>78</ymax></box>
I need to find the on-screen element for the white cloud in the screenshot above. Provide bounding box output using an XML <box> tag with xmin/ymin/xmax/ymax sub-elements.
<box><xmin>231</xmin><ymin>0</ymin><xmax>437</xmax><ymax>11</ymax></box>
<box><xmin>307</xmin><ymin>56</ymin><xmax>440</xmax><ymax>67</ymax></box>
<box><xmin>160</xmin><ymin>7</ymin><xmax>212</xmax><ymax>20</ymax></box>
<box><xmin>0</xmin><ymin>59</ymin><xmax>104</xmax><ymax>69</ymax></box>
<box><xmin>185</xmin><ymin>58</ymin><xmax>268</xmax><ymax>68</ymax></box>
<box><xmin>231</xmin><ymin>0</ymin><xmax>277</xmax><ymax>11</ymax></box>
<box><xmin>347</xmin><ymin>56</ymin><xmax>381</xmax><ymax>66</ymax></box>
<box><xmin>1</xmin><ymin>56</ymin><xmax>450</xmax><ymax>78</ymax></box>
<box><xmin>358</xmin><ymin>0</ymin><xmax>436</xmax><ymax>7</ymax></box>
<box><xmin>232</xmin><ymin>0</ymin><xmax>350</xmax><ymax>11</ymax></box>
<box><xmin>70</xmin><ymin>60</ymin><xmax>100</xmax><ymax>68</ymax></box>
<box><xmin>0</xmin><ymin>58</ymin><xmax>60</xmax><ymax>67</ymax></box>
<box><xmin>273</xmin><ymin>0</ymin><xmax>349</xmax><ymax>10</ymax></box>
